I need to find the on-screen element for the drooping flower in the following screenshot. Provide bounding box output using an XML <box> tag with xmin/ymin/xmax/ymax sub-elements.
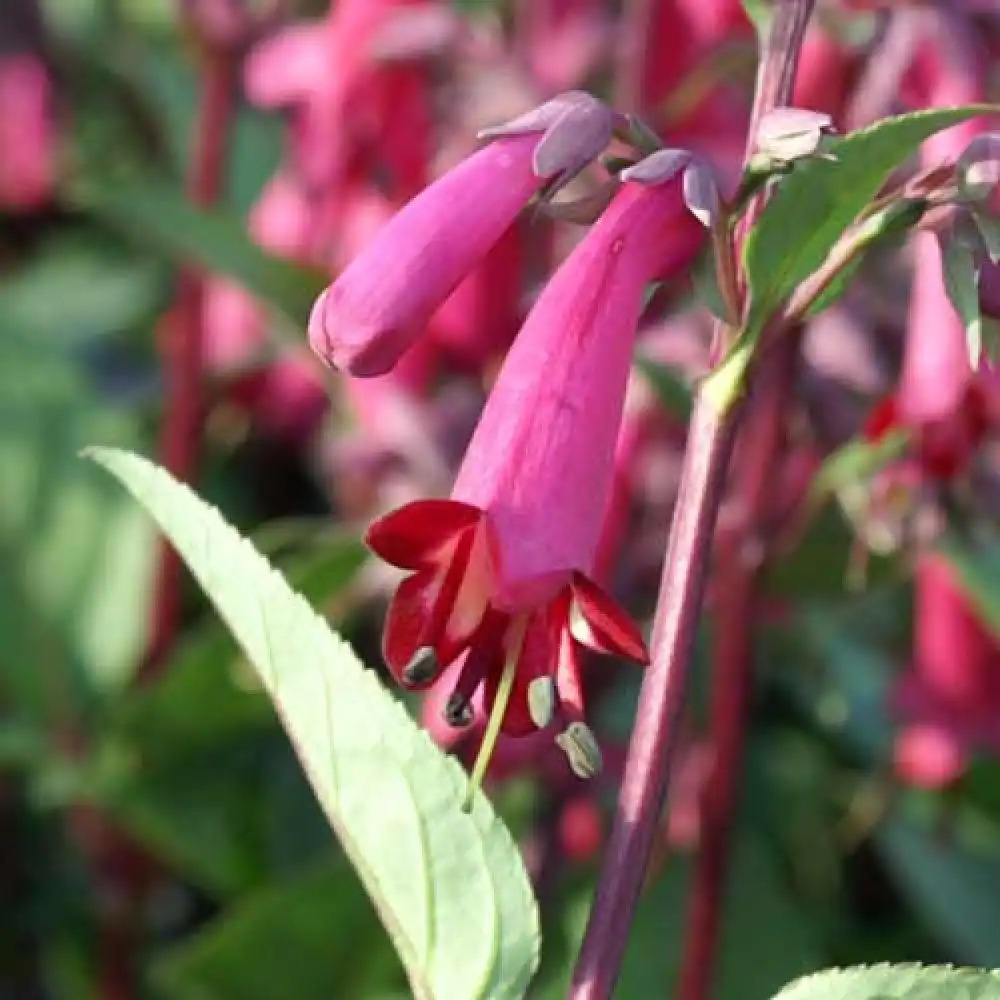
<box><xmin>364</xmin><ymin>166</ymin><xmax>702</xmax><ymax>784</ymax></box>
<box><xmin>308</xmin><ymin>91</ymin><xmax>618</xmax><ymax>377</ymax></box>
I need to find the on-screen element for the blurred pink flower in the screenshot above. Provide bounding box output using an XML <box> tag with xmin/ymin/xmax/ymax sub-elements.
<box><xmin>517</xmin><ymin>0</ymin><xmax>609</xmax><ymax>95</ymax></box>
<box><xmin>864</xmin><ymin>45</ymin><xmax>994</xmax><ymax>479</ymax></box>
<box><xmin>893</xmin><ymin>557</ymin><xmax>1000</xmax><ymax>788</ymax></box>
<box><xmin>245</xmin><ymin>0</ymin><xmax>442</xmax><ymax>197</ymax></box>
<box><xmin>0</xmin><ymin>53</ymin><xmax>54</xmax><ymax>211</ymax></box>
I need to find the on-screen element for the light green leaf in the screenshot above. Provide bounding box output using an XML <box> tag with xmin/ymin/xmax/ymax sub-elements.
<box><xmin>70</xmin><ymin>179</ymin><xmax>326</xmax><ymax>330</ymax></box>
<box><xmin>773</xmin><ymin>964</ymin><xmax>1000</xmax><ymax>1000</ymax></box>
<box><xmin>941</xmin><ymin>236</ymin><xmax>984</xmax><ymax>366</ymax></box>
<box><xmin>744</xmin><ymin>106</ymin><xmax>997</xmax><ymax>338</ymax></box>
<box><xmin>86</xmin><ymin>447</ymin><xmax>540</xmax><ymax>1000</ymax></box>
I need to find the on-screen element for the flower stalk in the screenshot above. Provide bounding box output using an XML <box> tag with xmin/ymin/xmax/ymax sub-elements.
<box><xmin>570</xmin><ymin>2</ymin><xmax>817</xmax><ymax>996</ymax></box>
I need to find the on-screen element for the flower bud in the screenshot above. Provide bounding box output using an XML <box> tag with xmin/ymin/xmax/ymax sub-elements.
<box><xmin>754</xmin><ymin>106</ymin><xmax>835</xmax><ymax>165</ymax></box>
<box><xmin>621</xmin><ymin>150</ymin><xmax>721</xmax><ymax>229</ymax></box>
<box><xmin>957</xmin><ymin>133</ymin><xmax>1000</xmax><ymax>202</ymax></box>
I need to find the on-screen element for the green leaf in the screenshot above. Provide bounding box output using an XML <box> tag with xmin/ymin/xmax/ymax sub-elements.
<box><xmin>0</xmin><ymin>337</ymin><xmax>155</xmax><ymax>707</ymax></box>
<box><xmin>634</xmin><ymin>355</ymin><xmax>694</xmax><ymax>420</ymax></box>
<box><xmin>691</xmin><ymin>247</ymin><xmax>730</xmax><ymax>322</ymax></box>
<box><xmin>743</xmin><ymin>106</ymin><xmax>996</xmax><ymax>338</ymax></box>
<box><xmin>810</xmin><ymin>430</ymin><xmax>910</xmax><ymax>502</ymax></box>
<box><xmin>877</xmin><ymin>815</ymin><xmax>1000</xmax><ymax>966</ymax></box>
<box><xmin>941</xmin><ymin>236</ymin><xmax>984</xmax><ymax>366</ymax></box>
<box><xmin>154</xmin><ymin>859</ymin><xmax>408</xmax><ymax>1000</ymax></box>
<box><xmin>69</xmin><ymin>179</ymin><xmax>327</xmax><ymax>331</ymax></box>
<box><xmin>938</xmin><ymin>535</ymin><xmax>1000</xmax><ymax>642</ymax></box>
<box><xmin>973</xmin><ymin>210</ymin><xmax>1000</xmax><ymax>263</ymax></box>
<box><xmin>765</xmin><ymin>505</ymin><xmax>895</xmax><ymax>598</ymax></box>
<box><xmin>0</xmin><ymin>234</ymin><xmax>167</xmax><ymax>347</ymax></box>
<box><xmin>773</xmin><ymin>964</ymin><xmax>1000</xmax><ymax>1000</ymax></box>
<box><xmin>86</xmin><ymin>447</ymin><xmax>540</xmax><ymax>1000</ymax></box>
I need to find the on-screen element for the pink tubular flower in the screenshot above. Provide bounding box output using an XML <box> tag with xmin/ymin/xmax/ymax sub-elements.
<box><xmin>307</xmin><ymin>91</ymin><xmax>617</xmax><ymax>377</ymax></box>
<box><xmin>364</xmin><ymin>170</ymin><xmax>702</xmax><ymax>780</ymax></box>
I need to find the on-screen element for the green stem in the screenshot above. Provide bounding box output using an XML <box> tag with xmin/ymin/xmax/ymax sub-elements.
<box><xmin>463</xmin><ymin>618</ymin><xmax>527</xmax><ymax>810</ymax></box>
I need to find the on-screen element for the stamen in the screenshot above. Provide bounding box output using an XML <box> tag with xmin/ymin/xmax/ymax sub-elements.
<box><xmin>556</xmin><ymin>721</ymin><xmax>603</xmax><ymax>780</ymax></box>
<box><xmin>444</xmin><ymin>692</ymin><xmax>474</xmax><ymax>728</ymax></box>
<box><xmin>462</xmin><ymin>615</ymin><xmax>528</xmax><ymax>812</ymax></box>
<box><xmin>402</xmin><ymin>646</ymin><xmax>439</xmax><ymax>686</ymax></box>
<box><xmin>527</xmin><ymin>676</ymin><xmax>556</xmax><ymax>729</ymax></box>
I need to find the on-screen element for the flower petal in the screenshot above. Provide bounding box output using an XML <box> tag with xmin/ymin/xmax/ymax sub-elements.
<box><xmin>383</xmin><ymin>568</ymin><xmax>443</xmax><ymax>686</ymax></box>
<box><xmin>569</xmin><ymin>573</ymin><xmax>649</xmax><ymax>664</ymax></box>
<box><xmin>366</xmin><ymin>499</ymin><xmax>482</xmax><ymax>569</ymax></box>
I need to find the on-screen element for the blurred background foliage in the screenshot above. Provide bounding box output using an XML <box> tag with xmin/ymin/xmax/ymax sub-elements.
<box><xmin>5</xmin><ymin>0</ymin><xmax>1000</xmax><ymax>998</ymax></box>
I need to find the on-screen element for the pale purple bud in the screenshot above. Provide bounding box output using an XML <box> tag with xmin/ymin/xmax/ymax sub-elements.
<box><xmin>681</xmin><ymin>160</ymin><xmax>721</xmax><ymax>229</ymax></box>
<box><xmin>957</xmin><ymin>133</ymin><xmax>1000</xmax><ymax>202</ymax></box>
<box><xmin>619</xmin><ymin>148</ymin><xmax>692</xmax><ymax>186</ymax></box>
<box><xmin>621</xmin><ymin>150</ymin><xmax>720</xmax><ymax>228</ymax></box>
<box><xmin>755</xmin><ymin>106</ymin><xmax>835</xmax><ymax>164</ymax></box>
<box><xmin>478</xmin><ymin>90</ymin><xmax>616</xmax><ymax>196</ymax></box>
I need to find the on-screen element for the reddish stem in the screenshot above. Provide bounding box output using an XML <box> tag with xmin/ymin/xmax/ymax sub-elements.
<box><xmin>569</xmin><ymin>3</ymin><xmax>815</xmax><ymax>996</ymax></box>
<box><xmin>675</xmin><ymin>336</ymin><xmax>800</xmax><ymax>1000</ymax></box>
<box><xmin>143</xmin><ymin>44</ymin><xmax>236</xmax><ymax>678</ymax></box>
<box><xmin>570</xmin><ymin>400</ymin><xmax>739</xmax><ymax>1000</ymax></box>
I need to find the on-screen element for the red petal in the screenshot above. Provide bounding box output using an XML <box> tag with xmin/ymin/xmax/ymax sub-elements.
<box><xmin>366</xmin><ymin>499</ymin><xmax>482</xmax><ymax>569</ymax></box>
<box><xmin>383</xmin><ymin>569</ymin><xmax>443</xmax><ymax>687</ymax></box>
<box><xmin>555</xmin><ymin>623</ymin><xmax>585</xmax><ymax>721</ymax></box>
<box><xmin>863</xmin><ymin>394</ymin><xmax>899</xmax><ymax>442</ymax></box>
<box><xmin>569</xmin><ymin>573</ymin><xmax>649</xmax><ymax>665</ymax></box>
<box><xmin>382</xmin><ymin>527</ymin><xmax>479</xmax><ymax>685</ymax></box>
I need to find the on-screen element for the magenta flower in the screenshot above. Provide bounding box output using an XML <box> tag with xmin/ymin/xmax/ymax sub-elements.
<box><xmin>364</xmin><ymin>170</ymin><xmax>702</xmax><ymax>781</ymax></box>
<box><xmin>308</xmin><ymin>91</ymin><xmax>617</xmax><ymax>377</ymax></box>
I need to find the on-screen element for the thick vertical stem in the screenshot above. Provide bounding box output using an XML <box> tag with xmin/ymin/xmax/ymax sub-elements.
<box><xmin>569</xmin><ymin>3</ymin><xmax>815</xmax><ymax>996</ymax></box>
<box><xmin>143</xmin><ymin>45</ymin><xmax>235</xmax><ymax>678</ymax></box>
<box><xmin>571</xmin><ymin>399</ymin><xmax>740</xmax><ymax>1000</ymax></box>
<box><xmin>675</xmin><ymin>336</ymin><xmax>800</xmax><ymax>1000</ymax></box>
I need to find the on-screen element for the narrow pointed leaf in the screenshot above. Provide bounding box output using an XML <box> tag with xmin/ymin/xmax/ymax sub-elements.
<box><xmin>85</xmin><ymin>447</ymin><xmax>540</xmax><ymax>1000</ymax></box>
<box><xmin>743</xmin><ymin>105</ymin><xmax>998</xmax><ymax>338</ymax></box>
<box><xmin>974</xmin><ymin>210</ymin><xmax>1000</xmax><ymax>263</ymax></box>
<box><xmin>69</xmin><ymin>179</ymin><xmax>327</xmax><ymax>330</ymax></box>
<box><xmin>941</xmin><ymin>237</ymin><xmax>984</xmax><ymax>365</ymax></box>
